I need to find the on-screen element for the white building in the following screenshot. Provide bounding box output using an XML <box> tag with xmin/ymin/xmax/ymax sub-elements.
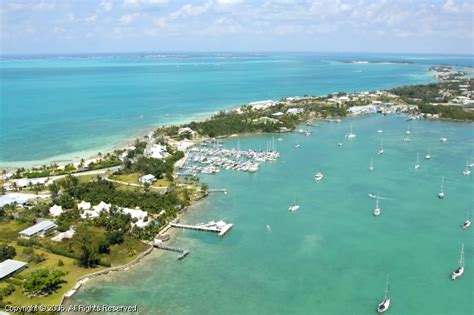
<box><xmin>146</xmin><ymin>144</ymin><xmax>169</xmax><ymax>160</ymax></box>
<box><xmin>49</xmin><ymin>204</ymin><xmax>63</xmax><ymax>217</ymax></box>
<box><xmin>272</xmin><ymin>112</ymin><xmax>284</xmax><ymax>117</ymax></box>
<box><xmin>19</xmin><ymin>220</ymin><xmax>57</xmax><ymax>238</ymax></box>
<box><xmin>139</xmin><ymin>174</ymin><xmax>156</xmax><ymax>184</ymax></box>
<box><xmin>78</xmin><ymin>200</ymin><xmax>91</xmax><ymax>210</ymax></box>
<box><xmin>286</xmin><ymin>108</ymin><xmax>304</xmax><ymax>115</ymax></box>
<box><xmin>0</xmin><ymin>259</ymin><xmax>27</xmax><ymax>280</ymax></box>
<box><xmin>248</xmin><ymin>100</ymin><xmax>276</xmax><ymax>110</ymax></box>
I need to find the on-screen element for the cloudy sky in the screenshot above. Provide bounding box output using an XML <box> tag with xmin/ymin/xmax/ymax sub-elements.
<box><xmin>1</xmin><ymin>0</ymin><xmax>473</xmax><ymax>55</ymax></box>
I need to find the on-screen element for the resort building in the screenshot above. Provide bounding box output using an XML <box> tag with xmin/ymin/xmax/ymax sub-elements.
<box><xmin>0</xmin><ymin>259</ymin><xmax>27</xmax><ymax>280</ymax></box>
<box><xmin>121</xmin><ymin>207</ymin><xmax>149</xmax><ymax>228</ymax></box>
<box><xmin>78</xmin><ymin>200</ymin><xmax>91</xmax><ymax>210</ymax></box>
<box><xmin>287</xmin><ymin>108</ymin><xmax>304</xmax><ymax>115</ymax></box>
<box><xmin>49</xmin><ymin>204</ymin><xmax>63</xmax><ymax>217</ymax></box>
<box><xmin>178</xmin><ymin>127</ymin><xmax>196</xmax><ymax>138</ymax></box>
<box><xmin>19</xmin><ymin>220</ymin><xmax>57</xmax><ymax>238</ymax></box>
<box><xmin>51</xmin><ymin>227</ymin><xmax>76</xmax><ymax>242</ymax></box>
<box><xmin>249</xmin><ymin>100</ymin><xmax>276</xmax><ymax>110</ymax></box>
<box><xmin>145</xmin><ymin>143</ymin><xmax>169</xmax><ymax>160</ymax></box>
<box><xmin>139</xmin><ymin>174</ymin><xmax>156</xmax><ymax>184</ymax></box>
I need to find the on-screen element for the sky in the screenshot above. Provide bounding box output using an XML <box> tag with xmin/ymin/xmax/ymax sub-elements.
<box><xmin>0</xmin><ymin>0</ymin><xmax>473</xmax><ymax>55</ymax></box>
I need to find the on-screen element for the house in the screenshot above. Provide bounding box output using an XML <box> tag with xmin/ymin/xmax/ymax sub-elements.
<box><xmin>256</xmin><ymin>117</ymin><xmax>280</xmax><ymax>124</ymax></box>
<box><xmin>80</xmin><ymin>201</ymin><xmax>111</xmax><ymax>219</ymax></box>
<box><xmin>121</xmin><ymin>207</ymin><xmax>149</xmax><ymax>228</ymax></box>
<box><xmin>286</xmin><ymin>108</ymin><xmax>303</xmax><ymax>115</ymax></box>
<box><xmin>49</xmin><ymin>204</ymin><xmax>63</xmax><ymax>217</ymax></box>
<box><xmin>139</xmin><ymin>174</ymin><xmax>156</xmax><ymax>184</ymax></box>
<box><xmin>178</xmin><ymin>127</ymin><xmax>195</xmax><ymax>138</ymax></box>
<box><xmin>248</xmin><ymin>100</ymin><xmax>276</xmax><ymax>110</ymax></box>
<box><xmin>0</xmin><ymin>259</ymin><xmax>27</xmax><ymax>280</ymax></box>
<box><xmin>78</xmin><ymin>200</ymin><xmax>91</xmax><ymax>210</ymax></box>
<box><xmin>94</xmin><ymin>201</ymin><xmax>111</xmax><ymax>212</ymax></box>
<box><xmin>19</xmin><ymin>220</ymin><xmax>57</xmax><ymax>238</ymax></box>
<box><xmin>51</xmin><ymin>227</ymin><xmax>76</xmax><ymax>242</ymax></box>
<box><xmin>145</xmin><ymin>144</ymin><xmax>169</xmax><ymax>160</ymax></box>
<box><xmin>272</xmin><ymin>112</ymin><xmax>284</xmax><ymax>117</ymax></box>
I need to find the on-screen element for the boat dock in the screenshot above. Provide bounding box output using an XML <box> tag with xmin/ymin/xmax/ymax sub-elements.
<box><xmin>153</xmin><ymin>243</ymin><xmax>190</xmax><ymax>260</ymax></box>
<box><xmin>208</xmin><ymin>188</ymin><xmax>228</xmax><ymax>194</ymax></box>
<box><xmin>170</xmin><ymin>220</ymin><xmax>234</xmax><ymax>237</ymax></box>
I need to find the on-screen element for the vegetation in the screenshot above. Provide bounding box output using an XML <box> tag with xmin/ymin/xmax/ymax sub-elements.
<box><xmin>23</xmin><ymin>269</ymin><xmax>66</xmax><ymax>296</ymax></box>
<box><xmin>418</xmin><ymin>103</ymin><xmax>474</xmax><ymax>120</ymax></box>
<box><xmin>0</xmin><ymin>244</ymin><xmax>16</xmax><ymax>262</ymax></box>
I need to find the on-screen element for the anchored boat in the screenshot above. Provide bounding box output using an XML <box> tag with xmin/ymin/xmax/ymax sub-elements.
<box><xmin>451</xmin><ymin>243</ymin><xmax>465</xmax><ymax>280</ymax></box>
<box><xmin>377</xmin><ymin>274</ymin><xmax>391</xmax><ymax>313</ymax></box>
<box><xmin>461</xmin><ymin>210</ymin><xmax>471</xmax><ymax>229</ymax></box>
<box><xmin>438</xmin><ymin>176</ymin><xmax>445</xmax><ymax>199</ymax></box>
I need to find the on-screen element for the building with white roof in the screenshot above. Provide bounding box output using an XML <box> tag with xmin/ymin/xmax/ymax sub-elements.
<box><xmin>248</xmin><ymin>100</ymin><xmax>276</xmax><ymax>110</ymax></box>
<box><xmin>49</xmin><ymin>204</ymin><xmax>63</xmax><ymax>217</ymax></box>
<box><xmin>272</xmin><ymin>112</ymin><xmax>284</xmax><ymax>117</ymax></box>
<box><xmin>19</xmin><ymin>220</ymin><xmax>57</xmax><ymax>238</ymax></box>
<box><xmin>145</xmin><ymin>144</ymin><xmax>169</xmax><ymax>160</ymax></box>
<box><xmin>94</xmin><ymin>201</ymin><xmax>111</xmax><ymax>212</ymax></box>
<box><xmin>139</xmin><ymin>174</ymin><xmax>156</xmax><ymax>184</ymax></box>
<box><xmin>51</xmin><ymin>227</ymin><xmax>76</xmax><ymax>242</ymax></box>
<box><xmin>286</xmin><ymin>108</ymin><xmax>304</xmax><ymax>115</ymax></box>
<box><xmin>0</xmin><ymin>259</ymin><xmax>27</xmax><ymax>280</ymax></box>
<box><xmin>78</xmin><ymin>200</ymin><xmax>91</xmax><ymax>210</ymax></box>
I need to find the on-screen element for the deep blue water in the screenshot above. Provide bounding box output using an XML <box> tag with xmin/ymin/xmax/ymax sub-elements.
<box><xmin>0</xmin><ymin>53</ymin><xmax>472</xmax><ymax>165</ymax></box>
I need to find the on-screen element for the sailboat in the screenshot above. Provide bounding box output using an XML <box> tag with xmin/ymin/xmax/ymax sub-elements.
<box><xmin>405</xmin><ymin>125</ymin><xmax>411</xmax><ymax>135</ymax></box>
<box><xmin>378</xmin><ymin>139</ymin><xmax>384</xmax><ymax>155</ymax></box>
<box><xmin>414</xmin><ymin>153</ymin><xmax>420</xmax><ymax>169</ymax></box>
<box><xmin>440</xmin><ymin>137</ymin><xmax>448</xmax><ymax>142</ymax></box>
<box><xmin>377</xmin><ymin>129</ymin><xmax>383</xmax><ymax>133</ymax></box>
<box><xmin>438</xmin><ymin>176</ymin><xmax>445</xmax><ymax>199</ymax></box>
<box><xmin>288</xmin><ymin>195</ymin><xmax>300</xmax><ymax>212</ymax></box>
<box><xmin>295</xmin><ymin>136</ymin><xmax>301</xmax><ymax>148</ymax></box>
<box><xmin>462</xmin><ymin>161</ymin><xmax>471</xmax><ymax>176</ymax></box>
<box><xmin>346</xmin><ymin>123</ymin><xmax>356</xmax><ymax>139</ymax></box>
<box><xmin>373</xmin><ymin>195</ymin><xmax>381</xmax><ymax>216</ymax></box>
<box><xmin>461</xmin><ymin>209</ymin><xmax>471</xmax><ymax>229</ymax></box>
<box><xmin>451</xmin><ymin>243</ymin><xmax>465</xmax><ymax>280</ymax></box>
<box><xmin>369</xmin><ymin>158</ymin><xmax>374</xmax><ymax>171</ymax></box>
<box><xmin>377</xmin><ymin>274</ymin><xmax>391</xmax><ymax>313</ymax></box>
<box><xmin>425</xmin><ymin>148</ymin><xmax>431</xmax><ymax>160</ymax></box>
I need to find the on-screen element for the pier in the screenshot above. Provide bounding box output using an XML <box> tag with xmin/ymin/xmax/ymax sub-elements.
<box><xmin>153</xmin><ymin>243</ymin><xmax>190</xmax><ymax>260</ymax></box>
<box><xmin>208</xmin><ymin>188</ymin><xmax>228</xmax><ymax>194</ymax></box>
<box><xmin>170</xmin><ymin>220</ymin><xmax>233</xmax><ymax>237</ymax></box>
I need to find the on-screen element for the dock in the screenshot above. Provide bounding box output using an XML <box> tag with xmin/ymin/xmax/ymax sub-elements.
<box><xmin>208</xmin><ymin>188</ymin><xmax>228</xmax><ymax>194</ymax></box>
<box><xmin>170</xmin><ymin>220</ymin><xmax>233</xmax><ymax>237</ymax></box>
<box><xmin>153</xmin><ymin>243</ymin><xmax>190</xmax><ymax>260</ymax></box>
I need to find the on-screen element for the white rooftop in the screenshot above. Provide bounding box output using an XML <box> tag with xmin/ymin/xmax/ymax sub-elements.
<box><xmin>19</xmin><ymin>220</ymin><xmax>57</xmax><ymax>237</ymax></box>
<box><xmin>0</xmin><ymin>259</ymin><xmax>27</xmax><ymax>279</ymax></box>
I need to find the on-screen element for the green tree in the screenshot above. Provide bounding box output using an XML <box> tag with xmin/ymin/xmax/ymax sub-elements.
<box><xmin>0</xmin><ymin>244</ymin><xmax>16</xmax><ymax>262</ymax></box>
<box><xmin>73</xmin><ymin>224</ymin><xmax>102</xmax><ymax>268</ymax></box>
<box><xmin>23</xmin><ymin>269</ymin><xmax>66</xmax><ymax>295</ymax></box>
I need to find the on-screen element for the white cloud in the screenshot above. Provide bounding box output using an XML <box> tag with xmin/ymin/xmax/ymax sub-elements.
<box><xmin>99</xmin><ymin>0</ymin><xmax>114</xmax><ymax>12</ymax></box>
<box><xmin>442</xmin><ymin>0</ymin><xmax>459</xmax><ymax>13</ymax></box>
<box><xmin>122</xmin><ymin>0</ymin><xmax>168</xmax><ymax>9</ymax></box>
<box><xmin>119</xmin><ymin>13</ymin><xmax>139</xmax><ymax>25</ymax></box>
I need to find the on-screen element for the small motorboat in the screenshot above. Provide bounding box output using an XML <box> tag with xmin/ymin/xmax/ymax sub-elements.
<box><xmin>438</xmin><ymin>176</ymin><xmax>445</xmax><ymax>199</ymax></box>
<box><xmin>440</xmin><ymin>137</ymin><xmax>448</xmax><ymax>142</ymax></box>
<box><xmin>461</xmin><ymin>210</ymin><xmax>471</xmax><ymax>229</ymax></box>
<box><xmin>288</xmin><ymin>204</ymin><xmax>300</xmax><ymax>212</ymax></box>
<box><xmin>314</xmin><ymin>172</ymin><xmax>324</xmax><ymax>181</ymax></box>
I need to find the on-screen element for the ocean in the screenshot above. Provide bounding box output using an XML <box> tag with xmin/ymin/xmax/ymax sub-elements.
<box><xmin>68</xmin><ymin>115</ymin><xmax>473</xmax><ymax>314</ymax></box>
<box><xmin>1</xmin><ymin>52</ymin><xmax>472</xmax><ymax>166</ymax></box>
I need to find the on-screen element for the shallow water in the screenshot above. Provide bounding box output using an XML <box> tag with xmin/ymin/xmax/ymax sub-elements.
<box><xmin>69</xmin><ymin>115</ymin><xmax>473</xmax><ymax>314</ymax></box>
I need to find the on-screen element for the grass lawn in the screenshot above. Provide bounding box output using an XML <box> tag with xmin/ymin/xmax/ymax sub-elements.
<box><xmin>111</xmin><ymin>173</ymin><xmax>141</xmax><ymax>184</ymax></box>
<box><xmin>0</xmin><ymin>221</ymin><xmax>30</xmax><ymax>243</ymax></box>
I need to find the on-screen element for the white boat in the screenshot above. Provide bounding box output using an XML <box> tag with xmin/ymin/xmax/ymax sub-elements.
<box><xmin>346</xmin><ymin>123</ymin><xmax>356</xmax><ymax>139</ymax></box>
<box><xmin>288</xmin><ymin>195</ymin><xmax>299</xmax><ymax>212</ymax></box>
<box><xmin>414</xmin><ymin>153</ymin><xmax>420</xmax><ymax>169</ymax></box>
<box><xmin>373</xmin><ymin>196</ymin><xmax>381</xmax><ymax>216</ymax></box>
<box><xmin>377</xmin><ymin>129</ymin><xmax>383</xmax><ymax>133</ymax></box>
<box><xmin>440</xmin><ymin>137</ymin><xmax>448</xmax><ymax>142</ymax></box>
<box><xmin>461</xmin><ymin>210</ymin><xmax>471</xmax><ymax>229</ymax></box>
<box><xmin>369</xmin><ymin>158</ymin><xmax>374</xmax><ymax>171</ymax></box>
<box><xmin>277</xmin><ymin>138</ymin><xmax>283</xmax><ymax>141</ymax></box>
<box><xmin>405</xmin><ymin>125</ymin><xmax>411</xmax><ymax>135</ymax></box>
<box><xmin>463</xmin><ymin>161</ymin><xmax>471</xmax><ymax>176</ymax></box>
<box><xmin>295</xmin><ymin>137</ymin><xmax>301</xmax><ymax>148</ymax></box>
<box><xmin>438</xmin><ymin>176</ymin><xmax>445</xmax><ymax>199</ymax></box>
<box><xmin>378</xmin><ymin>139</ymin><xmax>384</xmax><ymax>155</ymax></box>
<box><xmin>425</xmin><ymin>148</ymin><xmax>431</xmax><ymax>160</ymax></box>
<box><xmin>403</xmin><ymin>137</ymin><xmax>411</xmax><ymax>142</ymax></box>
<box><xmin>451</xmin><ymin>243</ymin><xmax>465</xmax><ymax>280</ymax></box>
<box><xmin>377</xmin><ymin>274</ymin><xmax>391</xmax><ymax>313</ymax></box>
<box><xmin>337</xmin><ymin>142</ymin><xmax>343</xmax><ymax>146</ymax></box>
<box><xmin>314</xmin><ymin>172</ymin><xmax>324</xmax><ymax>181</ymax></box>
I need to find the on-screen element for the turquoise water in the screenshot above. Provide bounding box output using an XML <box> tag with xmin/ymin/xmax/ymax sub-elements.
<box><xmin>70</xmin><ymin>115</ymin><xmax>473</xmax><ymax>314</ymax></box>
<box><xmin>1</xmin><ymin>52</ymin><xmax>473</xmax><ymax>165</ymax></box>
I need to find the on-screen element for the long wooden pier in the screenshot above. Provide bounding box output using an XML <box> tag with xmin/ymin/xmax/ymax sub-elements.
<box><xmin>170</xmin><ymin>221</ymin><xmax>233</xmax><ymax>237</ymax></box>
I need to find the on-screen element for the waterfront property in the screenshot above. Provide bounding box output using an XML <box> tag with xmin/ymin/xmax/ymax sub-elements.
<box><xmin>19</xmin><ymin>220</ymin><xmax>57</xmax><ymax>238</ymax></box>
<box><xmin>0</xmin><ymin>259</ymin><xmax>27</xmax><ymax>281</ymax></box>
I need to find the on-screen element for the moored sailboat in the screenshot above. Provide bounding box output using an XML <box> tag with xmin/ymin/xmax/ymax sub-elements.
<box><xmin>462</xmin><ymin>161</ymin><xmax>471</xmax><ymax>176</ymax></box>
<box><xmin>377</xmin><ymin>274</ymin><xmax>391</xmax><ymax>313</ymax></box>
<box><xmin>414</xmin><ymin>153</ymin><xmax>420</xmax><ymax>169</ymax></box>
<box><xmin>438</xmin><ymin>176</ymin><xmax>445</xmax><ymax>199</ymax></box>
<box><xmin>461</xmin><ymin>209</ymin><xmax>471</xmax><ymax>229</ymax></box>
<box><xmin>288</xmin><ymin>195</ymin><xmax>299</xmax><ymax>212</ymax></box>
<box><xmin>451</xmin><ymin>243</ymin><xmax>465</xmax><ymax>280</ymax></box>
<box><xmin>369</xmin><ymin>158</ymin><xmax>374</xmax><ymax>171</ymax></box>
<box><xmin>373</xmin><ymin>195</ymin><xmax>381</xmax><ymax>216</ymax></box>
<box><xmin>346</xmin><ymin>123</ymin><xmax>356</xmax><ymax>139</ymax></box>
<box><xmin>378</xmin><ymin>139</ymin><xmax>384</xmax><ymax>155</ymax></box>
